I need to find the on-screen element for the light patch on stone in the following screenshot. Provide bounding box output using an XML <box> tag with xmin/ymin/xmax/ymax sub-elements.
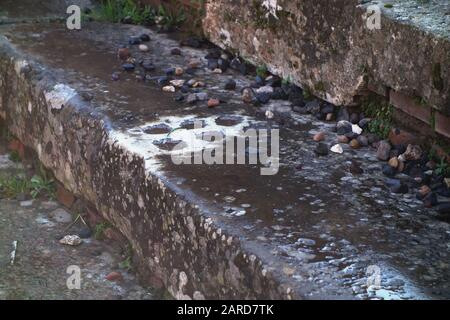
<box><xmin>219</xmin><ymin>28</ymin><xmax>232</xmax><ymax>47</ymax></box>
<box><xmin>44</xmin><ymin>84</ymin><xmax>76</xmax><ymax>110</ymax></box>
<box><xmin>14</xmin><ymin>59</ymin><xmax>29</xmax><ymax>75</ymax></box>
<box><xmin>261</xmin><ymin>0</ymin><xmax>283</xmax><ymax>19</ymax></box>
<box><xmin>109</xmin><ymin>114</ymin><xmax>255</xmax><ymax>173</ymax></box>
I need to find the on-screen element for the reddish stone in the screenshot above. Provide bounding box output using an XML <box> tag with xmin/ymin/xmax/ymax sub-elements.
<box><xmin>388</xmin><ymin>128</ymin><xmax>417</xmax><ymax>146</ymax></box>
<box><xmin>56</xmin><ymin>183</ymin><xmax>75</xmax><ymax>208</ymax></box>
<box><xmin>117</xmin><ymin>48</ymin><xmax>130</xmax><ymax>60</ymax></box>
<box><xmin>105</xmin><ymin>271</ymin><xmax>122</xmax><ymax>281</ymax></box>
<box><xmin>207</xmin><ymin>98</ymin><xmax>220</xmax><ymax>108</ymax></box>
<box><xmin>313</xmin><ymin>132</ymin><xmax>325</xmax><ymax>142</ymax></box>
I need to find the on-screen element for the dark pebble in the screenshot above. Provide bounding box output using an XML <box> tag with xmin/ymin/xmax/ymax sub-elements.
<box><xmin>139</xmin><ymin>34</ymin><xmax>150</xmax><ymax>42</ymax></box>
<box><xmin>350</xmin><ymin>112</ymin><xmax>360</xmax><ymax>124</ymax></box>
<box><xmin>157</xmin><ymin>76</ymin><xmax>169</xmax><ymax>86</ymax></box>
<box><xmin>315</xmin><ymin>142</ymin><xmax>329</xmax><ymax>156</ymax></box>
<box><xmin>164</xmin><ymin>67</ymin><xmax>175</xmax><ymax>76</ymax></box>
<box><xmin>121</xmin><ymin>63</ymin><xmax>135</xmax><ymax>71</ymax></box>
<box><xmin>271</xmin><ymin>87</ymin><xmax>288</xmax><ymax>100</ymax></box>
<box><xmin>142</xmin><ymin>62</ymin><xmax>155</xmax><ymax>72</ymax></box>
<box><xmin>256</xmin><ymin>92</ymin><xmax>271</xmax><ymax>104</ymax></box>
<box><xmin>423</xmin><ymin>192</ymin><xmax>438</xmax><ymax>207</ymax></box>
<box><xmin>171</xmin><ymin>48</ymin><xmax>182</xmax><ymax>55</ymax></box>
<box><xmin>78</xmin><ymin>227</ymin><xmax>92</xmax><ymax>239</ymax></box>
<box><xmin>128</xmin><ymin>36</ymin><xmax>142</xmax><ymax>45</ymax></box>
<box><xmin>111</xmin><ymin>72</ymin><xmax>120</xmax><ymax>81</ymax></box>
<box><xmin>382</xmin><ymin>164</ymin><xmax>396</xmax><ymax>177</ymax></box>
<box><xmin>218</xmin><ymin>58</ymin><xmax>229</xmax><ymax>72</ymax></box>
<box><xmin>337</xmin><ymin>106</ymin><xmax>350</xmax><ymax>122</ymax></box>
<box><xmin>207</xmin><ymin>59</ymin><xmax>219</xmax><ymax>70</ymax></box>
<box><xmin>224</xmin><ymin>79</ymin><xmax>237</xmax><ymax>91</ymax></box>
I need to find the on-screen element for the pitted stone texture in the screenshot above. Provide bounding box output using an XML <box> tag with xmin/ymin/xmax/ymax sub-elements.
<box><xmin>202</xmin><ymin>0</ymin><xmax>450</xmax><ymax>114</ymax></box>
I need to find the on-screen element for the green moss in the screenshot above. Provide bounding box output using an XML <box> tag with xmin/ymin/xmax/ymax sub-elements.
<box><xmin>432</xmin><ymin>63</ymin><xmax>444</xmax><ymax>91</ymax></box>
<box><xmin>361</xmin><ymin>96</ymin><xmax>393</xmax><ymax>139</ymax></box>
<box><xmin>314</xmin><ymin>81</ymin><xmax>325</xmax><ymax>92</ymax></box>
<box><xmin>384</xmin><ymin>4</ymin><xmax>394</xmax><ymax>8</ymax></box>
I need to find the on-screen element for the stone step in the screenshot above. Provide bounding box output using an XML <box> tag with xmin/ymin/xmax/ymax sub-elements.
<box><xmin>0</xmin><ymin>20</ymin><xmax>449</xmax><ymax>300</ymax></box>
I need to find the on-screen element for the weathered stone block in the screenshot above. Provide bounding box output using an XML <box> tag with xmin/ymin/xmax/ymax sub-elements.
<box><xmin>202</xmin><ymin>0</ymin><xmax>450</xmax><ymax>113</ymax></box>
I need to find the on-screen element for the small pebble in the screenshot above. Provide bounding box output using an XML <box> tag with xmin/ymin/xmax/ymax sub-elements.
<box><xmin>208</xmin><ymin>98</ymin><xmax>220</xmax><ymax>108</ymax></box>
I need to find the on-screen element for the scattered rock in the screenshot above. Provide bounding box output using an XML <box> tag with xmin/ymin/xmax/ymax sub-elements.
<box><xmin>187</xmin><ymin>93</ymin><xmax>198</xmax><ymax>104</ymax></box>
<box><xmin>336</xmin><ymin>120</ymin><xmax>353</xmax><ymax>135</ymax></box>
<box><xmin>388</xmin><ymin>128</ymin><xmax>417</xmax><ymax>146</ymax></box>
<box><xmin>330</xmin><ymin>144</ymin><xmax>343</xmax><ymax>154</ymax></box>
<box><xmin>207</xmin><ymin>98</ymin><xmax>220</xmax><ymax>108</ymax></box>
<box><xmin>142</xmin><ymin>61</ymin><xmax>155</xmax><ymax>72</ymax></box>
<box><xmin>170</xmin><ymin>79</ymin><xmax>185</xmax><ymax>88</ymax></box>
<box><xmin>349</xmin><ymin>139</ymin><xmax>360</xmax><ymax>149</ymax></box>
<box><xmin>188</xmin><ymin>58</ymin><xmax>201</xmax><ymax>69</ymax></box>
<box><xmin>337</xmin><ymin>106</ymin><xmax>350</xmax><ymax>121</ymax></box>
<box><xmin>128</xmin><ymin>36</ymin><xmax>141</xmax><ymax>45</ymax></box>
<box><xmin>138</xmin><ymin>44</ymin><xmax>149</xmax><ymax>52</ymax></box>
<box><xmin>139</xmin><ymin>34</ymin><xmax>150</xmax><ymax>42</ymax></box>
<box><xmin>305</xmin><ymin>100</ymin><xmax>320</xmax><ymax>114</ymax></box>
<box><xmin>382</xmin><ymin>164</ymin><xmax>396</xmax><ymax>177</ymax></box>
<box><xmin>117</xmin><ymin>47</ymin><xmax>130</xmax><ymax>60</ymax></box>
<box><xmin>388</xmin><ymin>157</ymin><xmax>399</xmax><ymax>169</ymax></box>
<box><xmin>350</xmin><ymin>160</ymin><xmax>364</xmax><ymax>175</ymax></box>
<box><xmin>121</xmin><ymin>63</ymin><xmax>135</xmax><ymax>71</ymax></box>
<box><xmin>265</xmin><ymin>110</ymin><xmax>274</xmax><ymax>119</ymax></box>
<box><xmin>445</xmin><ymin>178</ymin><xmax>450</xmax><ymax>189</ymax></box>
<box><xmin>313</xmin><ymin>132</ymin><xmax>325</xmax><ymax>142</ymax></box>
<box><xmin>230</xmin><ymin>57</ymin><xmax>247</xmax><ymax>74</ymax></box>
<box><xmin>59</xmin><ymin>235</ymin><xmax>82</xmax><ymax>246</ymax></box>
<box><xmin>418</xmin><ymin>185</ymin><xmax>431</xmax><ymax>198</ymax></box>
<box><xmin>376</xmin><ymin>140</ymin><xmax>391</xmax><ymax>161</ymax></box>
<box><xmin>105</xmin><ymin>271</ymin><xmax>123</xmax><ymax>282</ymax></box>
<box><xmin>242</xmin><ymin>88</ymin><xmax>254</xmax><ymax>103</ymax></box>
<box><xmin>357</xmin><ymin>135</ymin><xmax>369</xmax><ymax>147</ymax></box>
<box><xmin>397</xmin><ymin>160</ymin><xmax>405</xmax><ymax>172</ymax></box>
<box><xmin>326</xmin><ymin>113</ymin><xmax>334</xmax><ymax>121</ymax></box>
<box><xmin>315</xmin><ymin>143</ymin><xmax>329</xmax><ymax>156</ymax></box>
<box><xmin>401</xmin><ymin>144</ymin><xmax>423</xmax><ymax>161</ymax></box>
<box><xmin>337</xmin><ymin>135</ymin><xmax>349</xmax><ymax>144</ymax></box>
<box><xmin>385</xmin><ymin>179</ymin><xmax>408</xmax><ymax>194</ymax></box>
<box><xmin>351</xmin><ymin>124</ymin><xmax>363</xmax><ymax>135</ymax></box>
<box><xmin>144</xmin><ymin>123</ymin><xmax>172</xmax><ymax>134</ymax></box>
<box><xmin>20</xmin><ymin>200</ymin><xmax>33</xmax><ymax>207</ymax></box>
<box><xmin>358</xmin><ymin>118</ymin><xmax>371</xmax><ymax>129</ymax></box>
<box><xmin>350</xmin><ymin>112</ymin><xmax>359</xmax><ymax>124</ymax></box>
<box><xmin>255</xmin><ymin>92</ymin><xmax>271</xmax><ymax>104</ymax></box>
<box><xmin>162</xmin><ymin>85</ymin><xmax>175</xmax><ymax>93</ymax></box>
<box><xmin>225</xmin><ymin>79</ymin><xmax>237</xmax><ymax>90</ymax></box>
<box><xmin>171</xmin><ymin>48</ymin><xmax>182</xmax><ymax>55</ymax></box>
<box><xmin>111</xmin><ymin>72</ymin><xmax>120</xmax><ymax>81</ymax></box>
<box><xmin>423</xmin><ymin>192</ymin><xmax>438</xmax><ymax>208</ymax></box>
<box><xmin>78</xmin><ymin>227</ymin><xmax>92</xmax><ymax>239</ymax></box>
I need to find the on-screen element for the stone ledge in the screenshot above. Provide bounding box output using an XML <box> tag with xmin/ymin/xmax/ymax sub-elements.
<box><xmin>202</xmin><ymin>0</ymin><xmax>450</xmax><ymax>114</ymax></box>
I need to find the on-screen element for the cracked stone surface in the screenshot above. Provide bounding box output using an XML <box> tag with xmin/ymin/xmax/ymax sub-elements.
<box><xmin>0</xmin><ymin>13</ymin><xmax>449</xmax><ymax>299</ymax></box>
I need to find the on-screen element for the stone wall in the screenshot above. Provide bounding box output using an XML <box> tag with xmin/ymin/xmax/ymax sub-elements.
<box><xmin>202</xmin><ymin>0</ymin><xmax>449</xmax><ymax>117</ymax></box>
